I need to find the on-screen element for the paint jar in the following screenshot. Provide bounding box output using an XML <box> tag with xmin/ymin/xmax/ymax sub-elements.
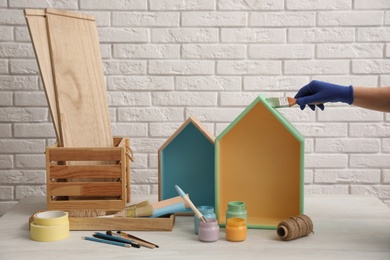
<box><xmin>198</xmin><ymin>218</ymin><xmax>220</xmax><ymax>242</ymax></box>
<box><xmin>226</xmin><ymin>201</ymin><xmax>247</xmax><ymax>224</ymax></box>
<box><xmin>194</xmin><ymin>206</ymin><xmax>216</xmax><ymax>234</ymax></box>
<box><xmin>226</xmin><ymin>217</ymin><xmax>247</xmax><ymax>242</ymax></box>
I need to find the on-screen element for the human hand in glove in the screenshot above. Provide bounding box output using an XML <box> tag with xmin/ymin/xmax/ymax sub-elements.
<box><xmin>294</xmin><ymin>80</ymin><xmax>354</xmax><ymax>111</ymax></box>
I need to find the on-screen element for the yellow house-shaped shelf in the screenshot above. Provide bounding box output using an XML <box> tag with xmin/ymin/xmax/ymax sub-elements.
<box><xmin>215</xmin><ymin>95</ymin><xmax>304</xmax><ymax>229</ymax></box>
<box><xmin>159</xmin><ymin>115</ymin><xmax>215</xmax><ymax>214</ymax></box>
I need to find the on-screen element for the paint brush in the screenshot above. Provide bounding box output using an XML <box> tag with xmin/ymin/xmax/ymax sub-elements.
<box><xmin>107</xmin><ymin>231</ymin><xmax>159</xmax><ymax>249</ymax></box>
<box><xmin>266</xmin><ymin>97</ymin><xmax>297</xmax><ymax>108</ymax></box>
<box><xmin>151</xmin><ymin>201</ymin><xmax>187</xmax><ymax>218</ymax></box>
<box><xmin>115</xmin><ymin>204</ymin><xmax>154</xmax><ymax>218</ymax></box>
<box><xmin>174</xmin><ymin>185</ymin><xmax>207</xmax><ymax>223</ymax></box>
<box><xmin>109</xmin><ymin>197</ymin><xmax>190</xmax><ymax>218</ymax></box>
<box><xmin>82</xmin><ymin>236</ymin><xmax>131</xmax><ymax>248</ymax></box>
<box><xmin>93</xmin><ymin>232</ymin><xmax>140</xmax><ymax>248</ymax></box>
<box><xmin>114</xmin><ymin>200</ymin><xmax>153</xmax><ymax>217</ymax></box>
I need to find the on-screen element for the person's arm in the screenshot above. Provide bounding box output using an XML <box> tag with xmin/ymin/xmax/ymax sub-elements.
<box><xmin>353</xmin><ymin>86</ymin><xmax>390</xmax><ymax>113</ymax></box>
<box><xmin>294</xmin><ymin>80</ymin><xmax>390</xmax><ymax>112</ymax></box>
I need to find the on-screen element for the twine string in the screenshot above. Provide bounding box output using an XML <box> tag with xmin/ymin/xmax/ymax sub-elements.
<box><xmin>276</xmin><ymin>214</ymin><xmax>313</xmax><ymax>241</ymax></box>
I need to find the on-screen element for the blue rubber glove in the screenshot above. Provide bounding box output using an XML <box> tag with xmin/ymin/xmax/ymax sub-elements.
<box><xmin>294</xmin><ymin>80</ymin><xmax>354</xmax><ymax>111</ymax></box>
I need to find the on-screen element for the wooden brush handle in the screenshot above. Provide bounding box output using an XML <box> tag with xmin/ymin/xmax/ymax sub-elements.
<box><xmin>152</xmin><ymin>195</ymin><xmax>189</xmax><ymax>209</ymax></box>
<box><xmin>287</xmin><ymin>97</ymin><xmax>297</xmax><ymax>107</ymax></box>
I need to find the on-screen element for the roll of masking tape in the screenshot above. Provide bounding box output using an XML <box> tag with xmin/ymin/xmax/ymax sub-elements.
<box><xmin>34</xmin><ymin>211</ymin><xmax>69</xmax><ymax>226</ymax></box>
<box><xmin>30</xmin><ymin>210</ymin><xmax>69</xmax><ymax>242</ymax></box>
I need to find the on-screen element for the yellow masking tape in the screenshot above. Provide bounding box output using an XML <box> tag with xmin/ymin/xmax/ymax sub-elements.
<box><xmin>30</xmin><ymin>221</ymin><xmax>69</xmax><ymax>242</ymax></box>
<box><xmin>30</xmin><ymin>210</ymin><xmax>69</xmax><ymax>242</ymax></box>
<box><xmin>34</xmin><ymin>211</ymin><xmax>68</xmax><ymax>226</ymax></box>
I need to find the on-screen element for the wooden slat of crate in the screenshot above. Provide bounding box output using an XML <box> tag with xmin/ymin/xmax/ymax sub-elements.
<box><xmin>114</xmin><ymin>136</ymin><xmax>131</xmax><ymax>203</ymax></box>
<box><xmin>47</xmin><ymin>148</ymin><xmax>122</xmax><ymax>162</ymax></box>
<box><xmin>47</xmin><ymin>200</ymin><xmax>126</xmax><ymax>211</ymax></box>
<box><xmin>49</xmin><ymin>165</ymin><xmax>122</xmax><ymax>179</ymax></box>
<box><xmin>49</xmin><ymin>182</ymin><xmax>123</xmax><ymax>197</ymax></box>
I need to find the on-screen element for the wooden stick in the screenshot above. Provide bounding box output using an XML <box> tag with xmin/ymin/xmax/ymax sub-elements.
<box><xmin>151</xmin><ymin>195</ymin><xmax>189</xmax><ymax>209</ymax></box>
<box><xmin>115</xmin><ymin>231</ymin><xmax>159</xmax><ymax>249</ymax></box>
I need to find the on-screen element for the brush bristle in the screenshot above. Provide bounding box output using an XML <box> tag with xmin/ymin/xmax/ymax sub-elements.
<box><xmin>125</xmin><ymin>204</ymin><xmax>153</xmax><ymax>217</ymax></box>
<box><xmin>135</xmin><ymin>205</ymin><xmax>154</xmax><ymax>217</ymax></box>
<box><xmin>266</xmin><ymin>97</ymin><xmax>288</xmax><ymax>108</ymax></box>
<box><xmin>265</xmin><ymin>97</ymin><xmax>278</xmax><ymax>107</ymax></box>
<box><xmin>68</xmin><ymin>209</ymin><xmax>106</xmax><ymax>217</ymax></box>
<box><xmin>114</xmin><ymin>200</ymin><xmax>150</xmax><ymax>217</ymax></box>
<box><xmin>266</xmin><ymin>97</ymin><xmax>296</xmax><ymax>108</ymax></box>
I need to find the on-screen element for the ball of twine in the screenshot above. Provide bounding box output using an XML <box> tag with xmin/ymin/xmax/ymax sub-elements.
<box><xmin>276</xmin><ymin>214</ymin><xmax>313</xmax><ymax>241</ymax></box>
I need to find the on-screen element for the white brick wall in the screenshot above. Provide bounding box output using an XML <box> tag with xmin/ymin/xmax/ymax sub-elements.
<box><xmin>1</xmin><ymin>0</ymin><xmax>390</xmax><ymax>215</ymax></box>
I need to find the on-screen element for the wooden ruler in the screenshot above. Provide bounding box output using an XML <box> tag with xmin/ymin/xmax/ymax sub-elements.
<box><xmin>45</xmin><ymin>8</ymin><xmax>113</xmax><ymax>149</ymax></box>
<box><xmin>24</xmin><ymin>9</ymin><xmax>61</xmax><ymax>144</ymax></box>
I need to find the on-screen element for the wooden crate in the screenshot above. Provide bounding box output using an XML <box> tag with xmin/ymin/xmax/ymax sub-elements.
<box><xmin>46</xmin><ymin>137</ymin><xmax>131</xmax><ymax>211</ymax></box>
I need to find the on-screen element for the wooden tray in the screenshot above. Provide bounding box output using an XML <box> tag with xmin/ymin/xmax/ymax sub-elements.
<box><xmin>29</xmin><ymin>212</ymin><xmax>175</xmax><ymax>231</ymax></box>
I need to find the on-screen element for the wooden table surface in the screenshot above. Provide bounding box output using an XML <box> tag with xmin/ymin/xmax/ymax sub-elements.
<box><xmin>0</xmin><ymin>195</ymin><xmax>389</xmax><ymax>259</ymax></box>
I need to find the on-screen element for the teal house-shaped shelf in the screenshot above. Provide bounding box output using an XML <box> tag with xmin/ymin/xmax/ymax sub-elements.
<box><xmin>158</xmin><ymin>115</ymin><xmax>215</xmax><ymax>214</ymax></box>
<box><xmin>215</xmin><ymin>95</ymin><xmax>304</xmax><ymax>229</ymax></box>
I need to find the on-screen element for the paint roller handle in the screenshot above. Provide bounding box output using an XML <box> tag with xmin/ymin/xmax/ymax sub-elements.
<box><xmin>174</xmin><ymin>185</ymin><xmax>207</xmax><ymax>222</ymax></box>
<box><xmin>294</xmin><ymin>80</ymin><xmax>353</xmax><ymax>111</ymax></box>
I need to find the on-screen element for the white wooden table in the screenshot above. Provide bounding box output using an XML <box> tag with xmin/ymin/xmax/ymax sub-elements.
<box><xmin>0</xmin><ymin>195</ymin><xmax>389</xmax><ymax>259</ymax></box>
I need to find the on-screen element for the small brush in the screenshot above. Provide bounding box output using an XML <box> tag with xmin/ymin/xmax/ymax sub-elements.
<box><xmin>266</xmin><ymin>97</ymin><xmax>297</xmax><ymax>108</ymax></box>
<box><xmin>175</xmin><ymin>185</ymin><xmax>207</xmax><ymax>223</ymax></box>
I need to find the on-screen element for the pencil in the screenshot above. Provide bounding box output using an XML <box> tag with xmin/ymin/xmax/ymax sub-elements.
<box><xmin>82</xmin><ymin>236</ymin><xmax>131</xmax><ymax>248</ymax></box>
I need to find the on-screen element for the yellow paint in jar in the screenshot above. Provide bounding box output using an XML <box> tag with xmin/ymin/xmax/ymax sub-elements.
<box><xmin>226</xmin><ymin>217</ymin><xmax>247</xmax><ymax>242</ymax></box>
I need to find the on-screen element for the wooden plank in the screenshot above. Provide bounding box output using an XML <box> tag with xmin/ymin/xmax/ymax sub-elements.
<box><xmin>48</xmin><ymin>199</ymin><xmax>125</xmax><ymax>211</ymax></box>
<box><xmin>49</xmin><ymin>182</ymin><xmax>122</xmax><ymax>197</ymax></box>
<box><xmin>46</xmin><ymin>8</ymin><xmax>95</xmax><ymax>21</ymax></box>
<box><xmin>46</xmin><ymin>9</ymin><xmax>113</xmax><ymax>149</ymax></box>
<box><xmin>49</xmin><ymin>165</ymin><xmax>122</xmax><ymax>179</ymax></box>
<box><xmin>24</xmin><ymin>9</ymin><xmax>61</xmax><ymax>143</ymax></box>
<box><xmin>24</xmin><ymin>9</ymin><xmax>45</xmax><ymax>16</ymax></box>
<box><xmin>47</xmin><ymin>147</ymin><xmax>121</xmax><ymax>162</ymax></box>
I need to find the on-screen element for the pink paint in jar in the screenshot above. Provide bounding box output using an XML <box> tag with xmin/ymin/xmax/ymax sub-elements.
<box><xmin>198</xmin><ymin>218</ymin><xmax>219</xmax><ymax>242</ymax></box>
